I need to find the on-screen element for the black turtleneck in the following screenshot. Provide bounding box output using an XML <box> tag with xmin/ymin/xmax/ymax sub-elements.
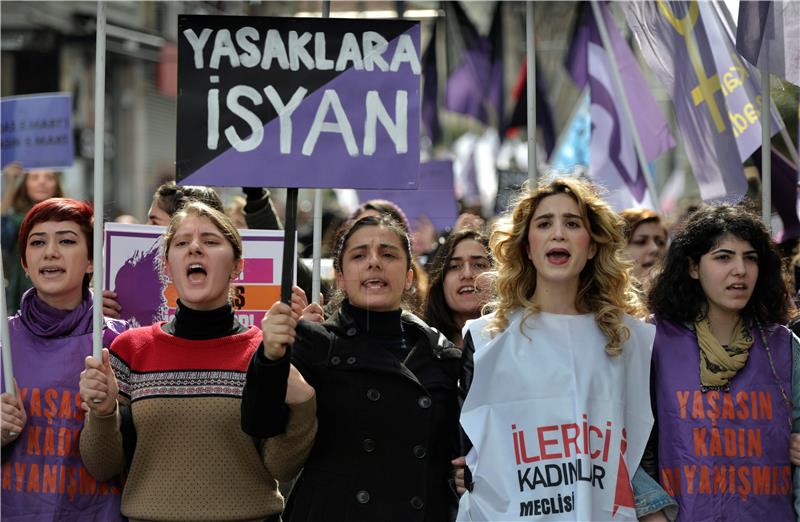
<box><xmin>162</xmin><ymin>300</ymin><xmax>247</xmax><ymax>340</ymax></box>
<box><xmin>343</xmin><ymin>300</ymin><xmax>419</xmax><ymax>360</ymax></box>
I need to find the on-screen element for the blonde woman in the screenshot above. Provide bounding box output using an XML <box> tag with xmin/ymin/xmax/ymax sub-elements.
<box><xmin>456</xmin><ymin>178</ymin><xmax>670</xmax><ymax>521</ymax></box>
<box><xmin>79</xmin><ymin>202</ymin><xmax>316</xmax><ymax>522</ymax></box>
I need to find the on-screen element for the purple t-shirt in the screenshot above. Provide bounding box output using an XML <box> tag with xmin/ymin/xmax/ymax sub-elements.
<box><xmin>1</xmin><ymin>289</ymin><xmax>128</xmax><ymax>521</ymax></box>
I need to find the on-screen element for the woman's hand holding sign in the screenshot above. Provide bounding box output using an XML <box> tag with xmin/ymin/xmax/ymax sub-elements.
<box><xmin>80</xmin><ymin>348</ymin><xmax>119</xmax><ymax>416</ymax></box>
<box><xmin>1</xmin><ymin>381</ymin><xmax>26</xmax><ymax>446</ymax></box>
<box><xmin>261</xmin><ymin>286</ymin><xmax>306</xmax><ymax>361</ymax></box>
<box><xmin>261</xmin><ymin>286</ymin><xmax>315</xmax><ymax>404</ymax></box>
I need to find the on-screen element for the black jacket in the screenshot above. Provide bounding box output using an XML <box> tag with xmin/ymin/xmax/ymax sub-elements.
<box><xmin>242</xmin><ymin>303</ymin><xmax>462</xmax><ymax>522</ymax></box>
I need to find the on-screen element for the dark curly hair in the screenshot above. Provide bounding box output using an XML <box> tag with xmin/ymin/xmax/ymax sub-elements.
<box><xmin>648</xmin><ymin>204</ymin><xmax>790</xmax><ymax>325</ymax></box>
<box><xmin>423</xmin><ymin>229</ymin><xmax>490</xmax><ymax>343</ymax></box>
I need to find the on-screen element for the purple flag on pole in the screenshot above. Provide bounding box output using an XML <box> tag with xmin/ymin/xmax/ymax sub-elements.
<box><xmin>752</xmin><ymin>147</ymin><xmax>800</xmax><ymax>241</ymax></box>
<box><xmin>566</xmin><ymin>3</ymin><xmax>675</xmax><ymax>210</ymax></box>
<box><xmin>624</xmin><ymin>1</ymin><xmax>783</xmax><ymax>201</ymax></box>
<box><xmin>444</xmin><ymin>2</ymin><xmax>503</xmax><ymax>127</ymax></box>
<box><xmin>736</xmin><ymin>0</ymin><xmax>800</xmax><ymax>87</ymax></box>
<box><xmin>421</xmin><ymin>22</ymin><xmax>441</xmax><ymax>143</ymax></box>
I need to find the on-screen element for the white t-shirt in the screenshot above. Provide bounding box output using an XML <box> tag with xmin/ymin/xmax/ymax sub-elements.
<box><xmin>457</xmin><ymin>310</ymin><xmax>654</xmax><ymax>521</ymax></box>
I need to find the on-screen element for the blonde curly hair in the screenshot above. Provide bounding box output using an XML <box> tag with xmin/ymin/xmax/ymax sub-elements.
<box><xmin>485</xmin><ymin>177</ymin><xmax>644</xmax><ymax>356</ymax></box>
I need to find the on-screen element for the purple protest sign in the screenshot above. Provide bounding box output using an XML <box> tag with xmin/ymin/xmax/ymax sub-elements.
<box><xmin>1</xmin><ymin>93</ymin><xmax>74</xmax><ymax>170</ymax></box>
<box><xmin>357</xmin><ymin>160</ymin><xmax>458</xmax><ymax>232</ymax></box>
<box><xmin>176</xmin><ymin>16</ymin><xmax>420</xmax><ymax>190</ymax></box>
<box><xmin>104</xmin><ymin>223</ymin><xmax>292</xmax><ymax>328</ymax></box>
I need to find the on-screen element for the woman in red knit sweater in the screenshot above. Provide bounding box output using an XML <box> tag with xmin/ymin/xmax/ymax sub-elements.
<box><xmin>78</xmin><ymin>202</ymin><xmax>317</xmax><ymax>522</ymax></box>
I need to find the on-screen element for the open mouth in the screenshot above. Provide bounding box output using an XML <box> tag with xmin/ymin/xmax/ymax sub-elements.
<box><xmin>362</xmin><ymin>278</ymin><xmax>387</xmax><ymax>289</ymax></box>
<box><xmin>727</xmin><ymin>283</ymin><xmax>748</xmax><ymax>292</ymax></box>
<box><xmin>458</xmin><ymin>285</ymin><xmax>477</xmax><ymax>295</ymax></box>
<box><xmin>39</xmin><ymin>267</ymin><xmax>65</xmax><ymax>277</ymax></box>
<box><xmin>545</xmin><ymin>248</ymin><xmax>570</xmax><ymax>265</ymax></box>
<box><xmin>187</xmin><ymin>263</ymin><xmax>208</xmax><ymax>282</ymax></box>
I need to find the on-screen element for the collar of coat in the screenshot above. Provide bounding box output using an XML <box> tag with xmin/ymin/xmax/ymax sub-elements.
<box><xmin>323</xmin><ymin>304</ymin><xmax>461</xmax><ymax>362</ymax></box>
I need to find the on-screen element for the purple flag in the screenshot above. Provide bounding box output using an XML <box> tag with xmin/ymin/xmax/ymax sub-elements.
<box><xmin>444</xmin><ymin>2</ymin><xmax>503</xmax><ymax>127</ymax></box>
<box><xmin>736</xmin><ymin>0</ymin><xmax>800</xmax><ymax>87</ymax></box>
<box><xmin>751</xmin><ymin>148</ymin><xmax>800</xmax><ymax>241</ymax></box>
<box><xmin>624</xmin><ymin>1</ymin><xmax>783</xmax><ymax>201</ymax></box>
<box><xmin>566</xmin><ymin>3</ymin><xmax>675</xmax><ymax>209</ymax></box>
<box><xmin>421</xmin><ymin>22</ymin><xmax>441</xmax><ymax>143</ymax></box>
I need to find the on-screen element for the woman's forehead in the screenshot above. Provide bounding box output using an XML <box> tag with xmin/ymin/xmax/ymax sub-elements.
<box><xmin>29</xmin><ymin>220</ymin><xmax>83</xmax><ymax>233</ymax></box>
<box><xmin>346</xmin><ymin>225</ymin><xmax>402</xmax><ymax>246</ymax></box>
<box><xmin>533</xmin><ymin>192</ymin><xmax>581</xmax><ymax>216</ymax></box>
<box><xmin>173</xmin><ymin>215</ymin><xmax>220</xmax><ymax>232</ymax></box>
<box><xmin>452</xmin><ymin>239</ymin><xmax>488</xmax><ymax>257</ymax></box>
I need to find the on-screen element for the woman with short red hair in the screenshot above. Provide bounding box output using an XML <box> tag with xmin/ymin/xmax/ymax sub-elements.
<box><xmin>0</xmin><ymin>198</ymin><xmax>128</xmax><ymax>521</ymax></box>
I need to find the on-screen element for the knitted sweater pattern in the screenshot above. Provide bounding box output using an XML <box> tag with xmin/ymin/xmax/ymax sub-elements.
<box><xmin>80</xmin><ymin>323</ymin><xmax>316</xmax><ymax>522</ymax></box>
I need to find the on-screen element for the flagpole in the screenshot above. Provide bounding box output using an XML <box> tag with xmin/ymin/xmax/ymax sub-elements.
<box><xmin>1</xmin><ymin>261</ymin><xmax>15</xmax><ymax>428</ymax></box>
<box><xmin>590</xmin><ymin>0</ymin><xmax>660</xmax><ymax>208</ymax></box>
<box><xmin>92</xmin><ymin>0</ymin><xmax>106</xmax><ymax>361</ymax></box>
<box><xmin>310</xmin><ymin>0</ymin><xmax>331</xmax><ymax>306</ymax></box>
<box><xmin>761</xmin><ymin>63</ymin><xmax>772</xmax><ymax>228</ymax></box>
<box><xmin>526</xmin><ymin>1</ymin><xmax>537</xmax><ymax>185</ymax></box>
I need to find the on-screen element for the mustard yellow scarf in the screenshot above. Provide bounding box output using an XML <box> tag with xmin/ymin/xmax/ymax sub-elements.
<box><xmin>695</xmin><ymin>317</ymin><xmax>754</xmax><ymax>389</ymax></box>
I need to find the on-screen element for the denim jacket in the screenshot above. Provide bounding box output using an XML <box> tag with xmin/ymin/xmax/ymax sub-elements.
<box><xmin>632</xmin><ymin>466</ymin><xmax>678</xmax><ymax>519</ymax></box>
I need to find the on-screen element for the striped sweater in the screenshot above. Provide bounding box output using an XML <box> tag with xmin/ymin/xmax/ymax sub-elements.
<box><xmin>79</xmin><ymin>323</ymin><xmax>316</xmax><ymax>522</ymax></box>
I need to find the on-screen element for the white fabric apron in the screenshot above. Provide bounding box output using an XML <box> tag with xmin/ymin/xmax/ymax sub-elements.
<box><xmin>457</xmin><ymin>310</ymin><xmax>654</xmax><ymax>521</ymax></box>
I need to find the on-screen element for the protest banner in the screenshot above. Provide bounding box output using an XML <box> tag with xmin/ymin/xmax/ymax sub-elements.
<box><xmin>104</xmin><ymin>224</ymin><xmax>293</xmax><ymax>328</ymax></box>
<box><xmin>0</xmin><ymin>93</ymin><xmax>73</xmax><ymax>170</ymax></box>
<box><xmin>175</xmin><ymin>15</ymin><xmax>421</xmax><ymax>190</ymax></box>
<box><xmin>357</xmin><ymin>160</ymin><xmax>458</xmax><ymax>232</ymax></box>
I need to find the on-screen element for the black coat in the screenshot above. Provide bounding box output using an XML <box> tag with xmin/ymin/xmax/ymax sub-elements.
<box><xmin>242</xmin><ymin>304</ymin><xmax>462</xmax><ymax>522</ymax></box>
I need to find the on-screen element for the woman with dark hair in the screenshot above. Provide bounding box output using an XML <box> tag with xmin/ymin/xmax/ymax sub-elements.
<box><xmin>1</xmin><ymin>198</ymin><xmax>128</xmax><ymax>521</ymax></box>
<box><xmin>424</xmin><ymin>230</ymin><xmax>491</xmax><ymax>347</ymax></box>
<box><xmin>646</xmin><ymin>203</ymin><xmax>799</xmax><ymax>520</ymax></box>
<box><xmin>619</xmin><ymin>208</ymin><xmax>667</xmax><ymax>284</ymax></box>
<box><xmin>79</xmin><ymin>202</ymin><xmax>316</xmax><ymax>522</ymax></box>
<box><xmin>242</xmin><ymin>214</ymin><xmax>462</xmax><ymax>522</ymax></box>
<box><xmin>2</xmin><ymin>162</ymin><xmax>64</xmax><ymax>314</ymax></box>
<box><xmin>337</xmin><ymin>199</ymin><xmax>428</xmax><ymax>314</ymax></box>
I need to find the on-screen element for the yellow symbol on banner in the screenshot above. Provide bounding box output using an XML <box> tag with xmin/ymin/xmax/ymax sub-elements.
<box><xmin>657</xmin><ymin>0</ymin><xmax>726</xmax><ymax>133</ymax></box>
